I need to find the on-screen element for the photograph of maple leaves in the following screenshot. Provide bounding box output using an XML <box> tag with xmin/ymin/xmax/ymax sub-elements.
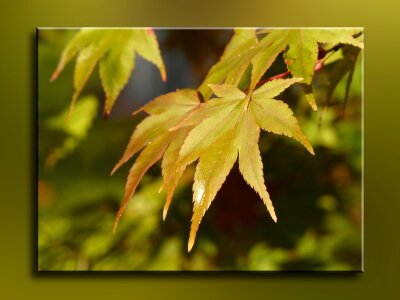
<box><xmin>38</xmin><ymin>28</ymin><xmax>363</xmax><ymax>271</ymax></box>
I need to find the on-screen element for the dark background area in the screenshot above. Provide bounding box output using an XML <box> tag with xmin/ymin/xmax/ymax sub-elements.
<box><xmin>0</xmin><ymin>0</ymin><xmax>399</xmax><ymax>298</ymax></box>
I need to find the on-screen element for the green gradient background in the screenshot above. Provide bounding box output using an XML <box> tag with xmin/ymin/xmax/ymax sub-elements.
<box><xmin>1</xmin><ymin>0</ymin><xmax>398</xmax><ymax>299</ymax></box>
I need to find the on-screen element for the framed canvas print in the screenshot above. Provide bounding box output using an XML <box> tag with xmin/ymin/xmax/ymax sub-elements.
<box><xmin>37</xmin><ymin>27</ymin><xmax>363</xmax><ymax>271</ymax></box>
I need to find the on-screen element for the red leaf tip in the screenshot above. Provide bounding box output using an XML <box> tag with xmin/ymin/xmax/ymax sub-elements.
<box><xmin>103</xmin><ymin>109</ymin><xmax>110</xmax><ymax>120</ymax></box>
<box><xmin>49</xmin><ymin>70</ymin><xmax>60</xmax><ymax>82</ymax></box>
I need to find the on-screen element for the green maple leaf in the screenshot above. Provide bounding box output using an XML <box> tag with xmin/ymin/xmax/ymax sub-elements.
<box><xmin>114</xmin><ymin>78</ymin><xmax>313</xmax><ymax>251</ymax></box>
<box><xmin>198</xmin><ymin>28</ymin><xmax>363</xmax><ymax>111</ymax></box>
<box><xmin>198</xmin><ymin>29</ymin><xmax>290</xmax><ymax>100</ymax></box>
<box><xmin>249</xmin><ymin>30</ymin><xmax>292</xmax><ymax>92</ymax></box>
<box><xmin>183</xmin><ymin>79</ymin><xmax>314</xmax><ymax>251</ymax></box>
<box><xmin>111</xmin><ymin>89</ymin><xmax>201</xmax><ymax>232</ymax></box>
<box><xmin>198</xmin><ymin>28</ymin><xmax>258</xmax><ymax>100</ymax></box>
<box><xmin>283</xmin><ymin>29</ymin><xmax>363</xmax><ymax>110</ymax></box>
<box><xmin>51</xmin><ymin>28</ymin><xmax>166</xmax><ymax>118</ymax></box>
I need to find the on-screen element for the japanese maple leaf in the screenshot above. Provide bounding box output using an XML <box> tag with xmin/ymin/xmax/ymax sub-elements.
<box><xmin>198</xmin><ymin>28</ymin><xmax>363</xmax><ymax>111</ymax></box>
<box><xmin>111</xmin><ymin>79</ymin><xmax>314</xmax><ymax>252</ymax></box>
<box><xmin>198</xmin><ymin>29</ymin><xmax>291</xmax><ymax>100</ymax></box>
<box><xmin>282</xmin><ymin>29</ymin><xmax>363</xmax><ymax>110</ymax></box>
<box><xmin>110</xmin><ymin>89</ymin><xmax>201</xmax><ymax>232</ymax></box>
<box><xmin>168</xmin><ymin>78</ymin><xmax>314</xmax><ymax>251</ymax></box>
<box><xmin>51</xmin><ymin>28</ymin><xmax>166</xmax><ymax>118</ymax></box>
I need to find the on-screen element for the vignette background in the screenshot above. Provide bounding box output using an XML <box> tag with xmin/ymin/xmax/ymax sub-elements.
<box><xmin>0</xmin><ymin>0</ymin><xmax>399</xmax><ymax>298</ymax></box>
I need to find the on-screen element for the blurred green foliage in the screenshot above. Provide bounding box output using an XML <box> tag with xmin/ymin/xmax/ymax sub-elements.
<box><xmin>38</xmin><ymin>29</ymin><xmax>362</xmax><ymax>271</ymax></box>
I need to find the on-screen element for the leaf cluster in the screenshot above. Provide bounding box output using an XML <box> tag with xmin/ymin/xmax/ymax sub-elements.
<box><xmin>51</xmin><ymin>28</ymin><xmax>165</xmax><ymax>118</ymax></box>
<box><xmin>53</xmin><ymin>28</ymin><xmax>363</xmax><ymax>251</ymax></box>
